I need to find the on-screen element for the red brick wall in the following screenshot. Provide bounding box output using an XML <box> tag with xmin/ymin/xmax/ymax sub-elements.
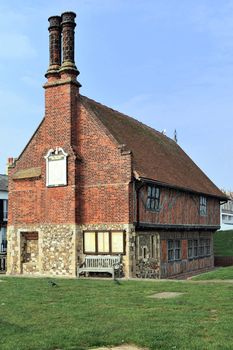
<box><xmin>8</xmin><ymin>82</ymin><xmax>78</xmax><ymax>225</ymax></box>
<box><xmin>8</xmin><ymin>85</ymin><xmax>133</xmax><ymax>226</ymax></box>
<box><xmin>137</xmin><ymin>186</ymin><xmax>220</xmax><ymax>226</ymax></box>
<box><xmin>161</xmin><ymin>240</ymin><xmax>167</xmax><ymax>263</ymax></box>
<box><xmin>182</xmin><ymin>239</ymin><xmax>187</xmax><ymax>259</ymax></box>
<box><xmin>75</xmin><ymin>103</ymin><xmax>132</xmax><ymax>224</ymax></box>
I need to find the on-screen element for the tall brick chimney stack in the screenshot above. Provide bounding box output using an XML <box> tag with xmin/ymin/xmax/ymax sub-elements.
<box><xmin>45</xmin><ymin>16</ymin><xmax>62</xmax><ymax>78</ymax></box>
<box><xmin>60</xmin><ymin>12</ymin><xmax>79</xmax><ymax>79</ymax></box>
<box><xmin>45</xmin><ymin>11</ymin><xmax>81</xmax><ymax>87</ymax></box>
<box><xmin>43</xmin><ymin>11</ymin><xmax>80</xmax><ymax>148</ymax></box>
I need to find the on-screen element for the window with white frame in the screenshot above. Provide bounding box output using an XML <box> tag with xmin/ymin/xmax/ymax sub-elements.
<box><xmin>146</xmin><ymin>185</ymin><xmax>160</xmax><ymax>210</ymax></box>
<box><xmin>45</xmin><ymin>147</ymin><xmax>68</xmax><ymax>187</ymax></box>
<box><xmin>200</xmin><ymin>196</ymin><xmax>207</xmax><ymax>216</ymax></box>
<box><xmin>168</xmin><ymin>239</ymin><xmax>181</xmax><ymax>262</ymax></box>
<box><xmin>84</xmin><ymin>231</ymin><xmax>125</xmax><ymax>254</ymax></box>
<box><xmin>3</xmin><ymin>200</ymin><xmax>8</xmax><ymax>221</ymax></box>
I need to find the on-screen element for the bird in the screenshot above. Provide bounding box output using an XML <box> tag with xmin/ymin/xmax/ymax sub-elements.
<box><xmin>48</xmin><ymin>280</ymin><xmax>58</xmax><ymax>287</ymax></box>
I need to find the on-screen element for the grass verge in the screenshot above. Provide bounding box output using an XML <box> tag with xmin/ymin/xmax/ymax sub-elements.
<box><xmin>0</xmin><ymin>277</ymin><xmax>233</xmax><ymax>350</ymax></box>
<box><xmin>192</xmin><ymin>266</ymin><xmax>233</xmax><ymax>280</ymax></box>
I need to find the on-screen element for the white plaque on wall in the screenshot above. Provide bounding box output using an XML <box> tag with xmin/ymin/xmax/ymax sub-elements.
<box><xmin>45</xmin><ymin>147</ymin><xmax>68</xmax><ymax>187</ymax></box>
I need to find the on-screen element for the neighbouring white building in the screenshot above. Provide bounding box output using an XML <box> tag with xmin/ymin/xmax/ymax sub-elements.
<box><xmin>220</xmin><ymin>191</ymin><xmax>233</xmax><ymax>231</ymax></box>
<box><xmin>0</xmin><ymin>175</ymin><xmax>8</xmax><ymax>257</ymax></box>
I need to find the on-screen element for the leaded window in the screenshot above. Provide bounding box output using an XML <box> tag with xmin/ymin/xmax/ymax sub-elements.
<box><xmin>146</xmin><ymin>185</ymin><xmax>160</xmax><ymax>210</ymax></box>
<box><xmin>204</xmin><ymin>239</ymin><xmax>211</xmax><ymax>256</ymax></box>
<box><xmin>188</xmin><ymin>240</ymin><xmax>193</xmax><ymax>258</ymax></box>
<box><xmin>200</xmin><ymin>196</ymin><xmax>207</xmax><ymax>216</ymax></box>
<box><xmin>199</xmin><ymin>239</ymin><xmax>205</xmax><ymax>256</ymax></box>
<box><xmin>168</xmin><ymin>239</ymin><xmax>181</xmax><ymax>261</ymax></box>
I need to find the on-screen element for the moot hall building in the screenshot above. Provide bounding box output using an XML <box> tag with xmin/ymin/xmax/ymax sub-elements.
<box><xmin>7</xmin><ymin>12</ymin><xmax>227</xmax><ymax>278</ymax></box>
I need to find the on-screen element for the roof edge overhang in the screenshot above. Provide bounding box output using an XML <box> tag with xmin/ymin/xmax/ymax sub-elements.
<box><xmin>134</xmin><ymin>175</ymin><xmax>228</xmax><ymax>201</ymax></box>
<box><xmin>135</xmin><ymin>222</ymin><xmax>220</xmax><ymax>231</ymax></box>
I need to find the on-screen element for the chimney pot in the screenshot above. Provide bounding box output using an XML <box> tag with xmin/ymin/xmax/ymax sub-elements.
<box><xmin>45</xmin><ymin>15</ymin><xmax>62</xmax><ymax>78</ymax></box>
<box><xmin>60</xmin><ymin>11</ymin><xmax>79</xmax><ymax>76</ymax></box>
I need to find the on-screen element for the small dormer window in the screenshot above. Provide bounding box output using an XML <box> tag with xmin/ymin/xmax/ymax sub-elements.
<box><xmin>200</xmin><ymin>196</ymin><xmax>207</xmax><ymax>216</ymax></box>
<box><xmin>45</xmin><ymin>147</ymin><xmax>68</xmax><ymax>187</ymax></box>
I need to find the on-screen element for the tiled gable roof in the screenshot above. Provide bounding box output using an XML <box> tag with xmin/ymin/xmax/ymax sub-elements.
<box><xmin>0</xmin><ymin>174</ymin><xmax>8</xmax><ymax>192</ymax></box>
<box><xmin>80</xmin><ymin>95</ymin><xmax>226</xmax><ymax>199</ymax></box>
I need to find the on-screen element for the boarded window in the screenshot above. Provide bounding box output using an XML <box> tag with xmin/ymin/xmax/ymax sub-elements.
<box><xmin>98</xmin><ymin>232</ymin><xmax>109</xmax><ymax>253</ymax></box>
<box><xmin>112</xmin><ymin>231</ymin><xmax>124</xmax><ymax>253</ymax></box>
<box><xmin>84</xmin><ymin>231</ymin><xmax>125</xmax><ymax>254</ymax></box>
<box><xmin>84</xmin><ymin>232</ymin><xmax>96</xmax><ymax>253</ymax></box>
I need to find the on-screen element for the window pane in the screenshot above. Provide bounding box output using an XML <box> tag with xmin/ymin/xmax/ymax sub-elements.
<box><xmin>98</xmin><ymin>232</ymin><xmax>109</xmax><ymax>253</ymax></box>
<box><xmin>150</xmin><ymin>199</ymin><xmax>155</xmax><ymax>209</ymax></box>
<box><xmin>168</xmin><ymin>250</ymin><xmax>174</xmax><ymax>261</ymax></box>
<box><xmin>112</xmin><ymin>232</ymin><xmax>124</xmax><ymax>253</ymax></box>
<box><xmin>3</xmin><ymin>200</ymin><xmax>8</xmax><ymax>221</ymax></box>
<box><xmin>188</xmin><ymin>240</ymin><xmax>192</xmax><ymax>248</ymax></box>
<box><xmin>168</xmin><ymin>240</ymin><xmax>173</xmax><ymax>249</ymax></box>
<box><xmin>156</xmin><ymin>188</ymin><xmax>160</xmax><ymax>198</ymax></box>
<box><xmin>146</xmin><ymin>198</ymin><xmax>151</xmax><ymax>209</ymax></box>
<box><xmin>151</xmin><ymin>186</ymin><xmax>156</xmax><ymax>197</ymax></box>
<box><xmin>147</xmin><ymin>186</ymin><xmax>152</xmax><ymax>196</ymax></box>
<box><xmin>175</xmin><ymin>249</ymin><xmax>180</xmax><ymax>260</ymax></box>
<box><xmin>84</xmin><ymin>232</ymin><xmax>96</xmax><ymax>253</ymax></box>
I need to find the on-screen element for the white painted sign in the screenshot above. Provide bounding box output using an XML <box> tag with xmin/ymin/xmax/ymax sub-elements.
<box><xmin>45</xmin><ymin>147</ymin><xmax>68</xmax><ymax>187</ymax></box>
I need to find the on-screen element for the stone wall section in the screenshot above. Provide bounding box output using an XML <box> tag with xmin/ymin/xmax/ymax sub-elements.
<box><xmin>7</xmin><ymin>224</ymin><xmax>77</xmax><ymax>277</ymax></box>
<box><xmin>135</xmin><ymin>231</ymin><xmax>160</xmax><ymax>279</ymax></box>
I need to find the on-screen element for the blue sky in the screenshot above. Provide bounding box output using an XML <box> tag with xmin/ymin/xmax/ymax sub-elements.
<box><xmin>0</xmin><ymin>0</ymin><xmax>232</xmax><ymax>190</ymax></box>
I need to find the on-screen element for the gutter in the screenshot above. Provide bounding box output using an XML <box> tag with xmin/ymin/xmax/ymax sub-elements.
<box><xmin>135</xmin><ymin>222</ymin><xmax>220</xmax><ymax>231</ymax></box>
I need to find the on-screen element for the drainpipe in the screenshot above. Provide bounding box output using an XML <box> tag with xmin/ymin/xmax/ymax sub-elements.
<box><xmin>135</xmin><ymin>180</ymin><xmax>144</xmax><ymax>229</ymax></box>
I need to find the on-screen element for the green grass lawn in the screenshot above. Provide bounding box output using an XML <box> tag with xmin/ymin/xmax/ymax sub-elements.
<box><xmin>1</xmin><ymin>277</ymin><xmax>233</xmax><ymax>350</ymax></box>
<box><xmin>192</xmin><ymin>266</ymin><xmax>233</xmax><ymax>280</ymax></box>
<box><xmin>214</xmin><ymin>230</ymin><xmax>233</xmax><ymax>256</ymax></box>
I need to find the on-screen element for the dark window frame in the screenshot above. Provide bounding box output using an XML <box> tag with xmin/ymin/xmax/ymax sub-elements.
<box><xmin>188</xmin><ymin>239</ymin><xmax>193</xmax><ymax>258</ymax></box>
<box><xmin>188</xmin><ymin>238</ymin><xmax>211</xmax><ymax>260</ymax></box>
<box><xmin>200</xmin><ymin>196</ymin><xmax>207</xmax><ymax>216</ymax></box>
<box><xmin>146</xmin><ymin>185</ymin><xmax>160</xmax><ymax>211</ymax></box>
<box><xmin>168</xmin><ymin>239</ymin><xmax>181</xmax><ymax>262</ymax></box>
